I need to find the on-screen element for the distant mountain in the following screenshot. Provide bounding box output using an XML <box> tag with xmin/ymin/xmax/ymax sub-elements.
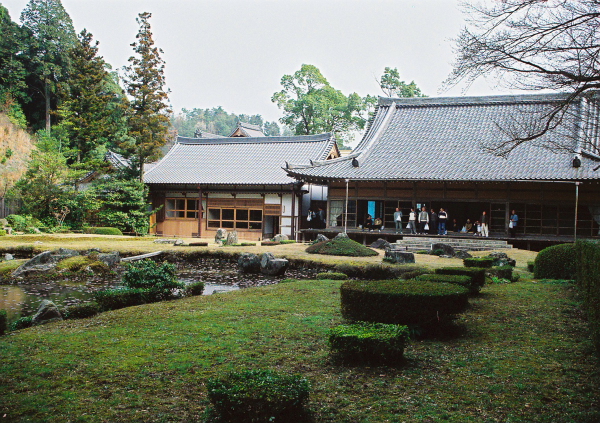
<box><xmin>0</xmin><ymin>113</ymin><xmax>35</xmax><ymax>196</ymax></box>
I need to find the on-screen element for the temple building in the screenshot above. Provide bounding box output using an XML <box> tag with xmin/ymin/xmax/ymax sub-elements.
<box><xmin>285</xmin><ymin>93</ymin><xmax>600</xmax><ymax>237</ymax></box>
<box><xmin>144</xmin><ymin>133</ymin><xmax>339</xmax><ymax>240</ymax></box>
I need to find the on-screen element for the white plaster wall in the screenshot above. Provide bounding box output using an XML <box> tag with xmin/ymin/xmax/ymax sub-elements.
<box><xmin>264</xmin><ymin>194</ymin><xmax>281</xmax><ymax>205</ymax></box>
<box><xmin>281</xmin><ymin>194</ymin><xmax>293</xmax><ymax>217</ymax></box>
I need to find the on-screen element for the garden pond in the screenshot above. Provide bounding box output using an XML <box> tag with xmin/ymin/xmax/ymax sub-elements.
<box><xmin>0</xmin><ymin>258</ymin><xmax>319</xmax><ymax>325</ymax></box>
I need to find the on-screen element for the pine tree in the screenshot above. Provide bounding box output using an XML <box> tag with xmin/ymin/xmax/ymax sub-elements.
<box><xmin>20</xmin><ymin>0</ymin><xmax>77</xmax><ymax>132</ymax></box>
<box><xmin>59</xmin><ymin>30</ymin><xmax>127</xmax><ymax>165</ymax></box>
<box><xmin>122</xmin><ymin>12</ymin><xmax>171</xmax><ymax>180</ymax></box>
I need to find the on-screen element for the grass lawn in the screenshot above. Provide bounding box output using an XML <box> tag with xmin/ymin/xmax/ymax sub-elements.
<box><xmin>1</xmin><ymin>276</ymin><xmax>598</xmax><ymax>422</ymax></box>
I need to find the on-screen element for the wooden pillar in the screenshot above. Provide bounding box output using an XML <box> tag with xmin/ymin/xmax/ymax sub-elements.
<box><xmin>291</xmin><ymin>185</ymin><xmax>296</xmax><ymax>240</ymax></box>
<box><xmin>198</xmin><ymin>186</ymin><xmax>203</xmax><ymax>238</ymax></box>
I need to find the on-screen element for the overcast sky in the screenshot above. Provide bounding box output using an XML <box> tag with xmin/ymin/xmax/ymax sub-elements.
<box><xmin>2</xmin><ymin>0</ymin><xmax>515</xmax><ymax>124</ymax></box>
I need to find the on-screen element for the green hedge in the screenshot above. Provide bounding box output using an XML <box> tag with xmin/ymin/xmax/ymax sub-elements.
<box><xmin>488</xmin><ymin>265</ymin><xmax>514</xmax><ymax>280</ymax></box>
<box><xmin>185</xmin><ymin>281</ymin><xmax>205</xmax><ymax>296</ymax></box>
<box><xmin>206</xmin><ymin>369</ymin><xmax>311</xmax><ymax>423</ymax></box>
<box><xmin>0</xmin><ymin>310</ymin><xmax>6</xmax><ymax>335</ymax></box>
<box><xmin>64</xmin><ymin>302</ymin><xmax>100</xmax><ymax>319</ymax></box>
<box><xmin>122</xmin><ymin>260</ymin><xmax>183</xmax><ymax>301</ymax></box>
<box><xmin>10</xmin><ymin>316</ymin><xmax>33</xmax><ymax>331</ymax></box>
<box><xmin>94</xmin><ymin>288</ymin><xmax>154</xmax><ymax>311</ymax></box>
<box><xmin>435</xmin><ymin>267</ymin><xmax>486</xmax><ymax>291</ymax></box>
<box><xmin>328</xmin><ymin>322</ymin><xmax>409</xmax><ymax>364</ymax></box>
<box><xmin>527</xmin><ymin>261</ymin><xmax>535</xmax><ymax>273</ymax></box>
<box><xmin>463</xmin><ymin>257</ymin><xmax>495</xmax><ymax>268</ymax></box>
<box><xmin>280</xmin><ymin>240</ymin><xmax>297</xmax><ymax>244</ymax></box>
<box><xmin>340</xmin><ymin>280</ymin><xmax>469</xmax><ymax>328</ymax></box>
<box><xmin>333</xmin><ymin>263</ymin><xmax>424</xmax><ymax>280</ymax></box>
<box><xmin>316</xmin><ymin>272</ymin><xmax>348</xmax><ymax>280</ymax></box>
<box><xmin>575</xmin><ymin>241</ymin><xmax>600</xmax><ymax>354</ymax></box>
<box><xmin>534</xmin><ymin>243</ymin><xmax>577</xmax><ymax>280</ymax></box>
<box><xmin>0</xmin><ymin>229</ymin><xmax>6</xmax><ymax>236</ymax></box>
<box><xmin>415</xmin><ymin>274</ymin><xmax>475</xmax><ymax>293</ymax></box>
<box><xmin>84</xmin><ymin>227</ymin><xmax>123</xmax><ymax>236</ymax></box>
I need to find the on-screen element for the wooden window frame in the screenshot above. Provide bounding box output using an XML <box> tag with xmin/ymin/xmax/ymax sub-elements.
<box><xmin>165</xmin><ymin>198</ymin><xmax>199</xmax><ymax>219</ymax></box>
<box><xmin>207</xmin><ymin>207</ymin><xmax>263</xmax><ymax>231</ymax></box>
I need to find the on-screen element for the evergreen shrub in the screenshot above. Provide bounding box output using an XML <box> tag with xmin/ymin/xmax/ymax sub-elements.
<box><xmin>328</xmin><ymin>322</ymin><xmax>409</xmax><ymax>364</ymax></box>
<box><xmin>84</xmin><ymin>227</ymin><xmax>123</xmax><ymax>236</ymax></box>
<box><xmin>280</xmin><ymin>240</ymin><xmax>297</xmax><ymax>244</ymax></box>
<box><xmin>340</xmin><ymin>280</ymin><xmax>469</xmax><ymax>328</ymax></box>
<box><xmin>306</xmin><ymin>237</ymin><xmax>378</xmax><ymax>257</ymax></box>
<box><xmin>239</xmin><ymin>242</ymin><xmax>256</xmax><ymax>246</ymax></box>
<box><xmin>575</xmin><ymin>241</ymin><xmax>600</xmax><ymax>354</ymax></box>
<box><xmin>534</xmin><ymin>243</ymin><xmax>576</xmax><ymax>280</ymax></box>
<box><xmin>64</xmin><ymin>302</ymin><xmax>100</xmax><ymax>319</ymax></box>
<box><xmin>316</xmin><ymin>272</ymin><xmax>348</xmax><ymax>280</ymax></box>
<box><xmin>10</xmin><ymin>316</ymin><xmax>33</xmax><ymax>331</ymax></box>
<box><xmin>94</xmin><ymin>288</ymin><xmax>152</xmax><ymax>311</ymax></box>
<box><xmin>435</xmin><ymin>267</ymin><xmax>486</xmax><ymax>291</ymax></box>
<box><xmin>333</xmin><ymin>263</ymin><xmax>424</xmax><ymax>280</ymax></box>
<box><xmin>185</xmin><ymin>281</ymin><xmax>205</xmax><ymax>296</ymax></box>
<box><xmin>415</xmin><ymin>274</ymin><xmax>474</xmax><ymax>293</ymax></box>
<box><xmin>488</xmin><ymin>265</ymin><xmax>514</xmax><ymax>280</ymax></box>
<box><xmin>206</xmin><ymin>369</ymin><xmax>311</xmax><ymax>423</ymax></box>
<box><xmin>527</xmin><ymin>261</ymin><xmax>535</xmax><ymax>272</ymax></box>
<box><xmin>0</xmin><ymin>230</ymin><xmax>6</xmax><ymax>236</ymax></box>
<box><xmin>463</xmin><ymin>257</ymin><xmax>495</xmax><ymax>268</ymax></box>
<box><xmin>122</xmin><ymin>260</ymin><xmax>183</xmax><ymax>300</ymax></box>
<box><xmin>0</xmin><ymin>310</ymin><xmax>6</xmax><ymax>335</ymax></box>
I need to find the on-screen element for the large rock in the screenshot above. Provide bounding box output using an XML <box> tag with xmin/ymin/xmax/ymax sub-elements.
<box><xmin>313</xmin><ymin>234</ymin><xmax>329</xmax><ymax>244</ymax></box>
<box><xmin>97</xmin><ymin>252</ymin><xmax>120</xmax><ymax>267</ymax></box>
<box><xmin>4</xmin><ymin>253</ymin><xmax>14</xmax><ymax>261</ymax></box>
<box><xmin>238</xmin><ymin>253</ymin><xmax>261</xmax><ymax>273</ymax></box>
<box><xmin>384</xmin><ymin>249</ymin><xmax>415</xmax><ymax>264</ymax></box>
<box><xmin>454</xmin><ymin>250</ymin><xmax>473</xmax><ymax>259</ymax></box>
<box><xmin>431</xmin><ymin>243</ymin><xmax>456</xmax><ymax>257</ymax></box>
<box><xmin>487</xmin><ymin>252</ymin><xmax>516</xmax><ymax>267</ymax></box>
<box><xmin>225</xmin><ymin>230</ymin><xmax>238</xmax><ymax>246</ymax></box>
<box><xmin>334</xmin><ymin>232</ymin><xmax>349</xmax><ymax>240</ymax></box>
<box><xmin>370</xmin><ymin>238</ymin><xmax>392</xmax><ymax>250</ymax></box>
<box><xmin>272</xmin><ymin>234</ymin><xmax>289</xmax><ymax>242</ymax></box>
<box><xmin>12</xmin><ymin>250</ymin><xmax>55</xmax><ymax>277</ymax></box>
<box><xmin>31</xmin><ymin>300</ymin><xmax>63</xmax><ymax>326</ymax></box>
<box><xmin>215</xmin><ymin>228</ymin><xmax>228</xmax><ymax>246</ymax></box>
<box><xmin>260</xmin><ymin>252</ymin><xmax>289</xmax><ymax>276</ymax></box>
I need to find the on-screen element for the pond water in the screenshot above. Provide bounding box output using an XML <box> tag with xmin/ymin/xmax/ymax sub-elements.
<box><xmin>0</xmin><ymin>259</ymin><xmax>318</xmax><ymax>325</ymax></box>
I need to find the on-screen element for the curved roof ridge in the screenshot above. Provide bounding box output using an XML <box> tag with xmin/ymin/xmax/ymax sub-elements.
<box><xmin>177</xmin><ymin>132</ymin><xmax>332</xmax><ymax>145</ymax></box>
<box><xmin>378</xmin><ymin>92</ymin><xmax>570</xmax><ymax>107</ymax></box>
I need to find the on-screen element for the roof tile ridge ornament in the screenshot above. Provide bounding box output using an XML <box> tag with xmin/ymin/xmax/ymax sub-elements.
<box><xmin>351</xmin><ymin>100</ymin><xmax>397</xmax><ymax>167</ymax></box>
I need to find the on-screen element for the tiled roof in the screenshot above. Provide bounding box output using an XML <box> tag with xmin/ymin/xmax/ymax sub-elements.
<box><xmin>144</xmin><ymin>133</ymin><xmax>336</xmax><ymax>185</ymax></box>
<box><xmin>286</xmin><ymin>93</ymin><xmax>600</xmax><ymax>182</ymax></box>
<box><xmin>230</xmin><ymin>122</ymin><xmax>265</xmax><ymax>137</ymax></box>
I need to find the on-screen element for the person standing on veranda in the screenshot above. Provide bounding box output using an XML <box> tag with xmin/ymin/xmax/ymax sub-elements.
<box><xmin>480</xmin><ymin>211</ymin><xmax>489</xmax><ymax>238</ymax></box>
<box><xmin>394</xmin><ymin>207</ymin><xmax>403</xmax><ymax>234</ymax></box>
<box><xmin>418</xmin><ymin>206</ymin><xmax>429</xmax><ymax>235</ymax></box>
<box><xmin>509</xmin><ymin>210</ymin><xmax>518</xmax><ymax>238</ymax></box>
<box><xmin>408</xmin><ymin>208</ymin><xmax>417</xmax><ymax>234</ymax></box>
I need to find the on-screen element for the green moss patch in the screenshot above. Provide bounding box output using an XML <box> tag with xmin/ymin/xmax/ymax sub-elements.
<box><xmin>306</xmin><ymin>236</ymin><xmax>378</xmax><ymax>257</ymax></box>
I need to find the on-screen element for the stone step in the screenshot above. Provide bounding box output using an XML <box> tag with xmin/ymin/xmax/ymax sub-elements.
<box><xmin>393</xmin><ymin>236</ymin><xmax>511</xmax><ymax>252</ymax></box>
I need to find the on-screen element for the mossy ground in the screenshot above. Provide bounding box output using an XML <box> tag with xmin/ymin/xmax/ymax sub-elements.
<box><xmin>1</xmin><ymin>278</ymin><xmax>598</xmax><ymax>422</ymax></box>
<box><xmin>306</xmin><ymin>237</ymin><xmax>379</xmax><ymax>257</ymax></box>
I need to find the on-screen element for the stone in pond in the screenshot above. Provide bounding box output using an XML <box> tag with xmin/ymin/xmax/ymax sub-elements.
<box><xmin>31</xmin><ymin>300</ymin><xmax>63</xmax><ymax>326</ymax></box>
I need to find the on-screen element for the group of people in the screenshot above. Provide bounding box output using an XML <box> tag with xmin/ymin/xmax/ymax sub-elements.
<box><xmin>306</xmin><ymin>207</ymin><xmax>326</xmax><ymax>229</ymax></box>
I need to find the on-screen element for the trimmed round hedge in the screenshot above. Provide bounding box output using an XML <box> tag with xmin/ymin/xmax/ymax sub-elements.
<box><xmin>534</xmin><ymin>243</ymin><xmax>576</xmax><ymax>280</ymax></box>
<box><xmin>84</xmin><ymin>227</ymin><xmax>123</xmax><ymax>236</ymax></box>
<box><xmin>435</xmin><ymin>267</ymin><xmax>486</xmax><ymax>291</ymax></box>
<box><xmin>206</xmin><ymin>369</ymin><xmax>310</xmax><ymax>423</ymax></box>
<box><xmin>306</xmin><ymin>237</ymin><xmax>378</xmax><ymax>257</ymax></box>
<box><xmin>340</xmin><ymin>280</ymin><xmax>469</xmax><ymax>328</ymax></box>
<box><xmin>316</xmin><ymin>272</ymin><xmax>348</xmax><ymax>280</ymax></box>
<box><xmin>328</xmin><ymin>322</ymin><xmax>409</xmax><ymax>364</ymax></box>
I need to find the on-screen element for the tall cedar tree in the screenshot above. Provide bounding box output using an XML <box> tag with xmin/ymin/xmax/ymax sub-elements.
<box><xmin>59</xmin><ymin>30</ymin><xmax>126</xmax><ymax>164</ymax></box>
<box><xmin>0</xmin><ymin>6</ymin><xmax>29</xmax><ymax>108</ymax></box>
<box><xmin>122</xmin><ymin>12</ymin><xmax>171</xmax><ymax>180</ymax></box>
<box><xmin>20</xmin><ymin>0</ymin><xmax>77</xmax><ymax>132</ymax></box>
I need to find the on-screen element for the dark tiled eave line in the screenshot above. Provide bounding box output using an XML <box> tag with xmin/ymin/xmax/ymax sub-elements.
<box><xmin>177</xmin><ymin>133</ymin><xmax>332</xmax><ymax>145</ymax></box>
